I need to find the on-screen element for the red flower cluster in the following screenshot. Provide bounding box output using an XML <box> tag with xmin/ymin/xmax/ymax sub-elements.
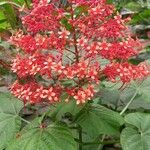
<box><xmin>22</xmin><ymin>2</ymin><xmax>63</xmax><ymax>33</ymax></box>
<box><xmin>11</xmin><ymin>30</ymin><xmax>68</xmax><ymax>54</ymax></box>
<box><xmin>100</xmin><ymin>39</ymin><xmax>141</xmax><ymax>60</ymax></box>
<box><xmin>104</xmin><ymin>63</ymin><xmax>149</xmax><ymax>83</ymax></box>
<box><xmin>11</xmin><ymin>80</ymin><xmax>61</xmax><ymax>104</ymax></box>
<box><xmin>10</xmin><ymin>0</ymin><xmax>149</xmax><ymax>104</ymax></box>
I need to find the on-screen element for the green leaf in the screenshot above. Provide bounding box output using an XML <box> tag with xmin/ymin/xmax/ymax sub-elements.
<box><xmin>7</xmin><ymin>124</ymin><xmax>77</xmax><ymax>150</ymax></box>
<box><xmin>0</xmin><ymin>18</ymin><xmax>6</xmax><ymax>23</ymax></box>
<box><xmin>61</xmin><ymin>17</ymin><xmax>73</xmax><ymax>31</ymax></box>
<box><xmin>0</xmin><ymin>66</ymin><xmax>9</xmax><ymax>75</ymax></box>
<box><xmin>0</xmin><ymin>0</ymin><xmax>23</xmax><ymax>29</ymax></box>
<box><xmin>0</xmin><ymin>93</ymin><xmax>23</xmax><ymax>114</ymax></box>
<box><xmin>102</xmin><ymin>77</ymin><xmax>150</xmax><ymax>110</ymax></box>
<box><xmin>121</xmin><ymin>77</ymin><xmax>150</xmax><ymax>103</ymax></box>
<box><xmin>0</xmin><ymin>11</ymin><xmax>9</xmax><ymax>29</ymax></box>
<box><xmin>50</xmin><ymin>98</ymin><xmax>83</xmax><ymax>121</ymax></box>
<box><xmin>75</xmin><ymin>104</ymin><xmax>124</xmax><ymax>138</ymax></box>
<box><xmin>0</xmin><ymin>1</ymin><xmax>21</xmax><ymax>8</ymax></box>
<box><xmin>0</xmin><ymin>92</ymin><xmax>23</xmax><ymax>149</ymax></box>
<box><xmin>129</xmin><ymin>51</ymin><xmax>150</xmax><ymax>65</ymax></box>
<box><xmin>2</xmin><ymin>4</ymin><xmax>18</xmax><ymax>29</ymax></box>
<box><xmin>137</xmin><ymin>77</ymin><xmax>150</xmax><ymax>102</ymax></box>
<box><xmin>121</xmin><ymin>112</ymin><xmax>150</xmax><ymax>150</ymax></box>
<box><xmin>131</xmin><ymin>9</ymin><xmax>150</xmax><ymax>25</ymax></box>
<box><xmin>100</xmin><ymin>88</ymin><xmax>120</xmax><ymax>107</ymax></box>
<box><xmin>74</xmin><ymin>5</ymin><xmax>89</xmax><ymax>17</ymax></box>
<box><xmin>106</xmin><ymin>0</ymin><xmax>113</xmax><ymax>4</ymax></box>
<box><xmin>125</xmin><ymin>2</ymin><xmax>141</xmax><ymax>12</ymax></box>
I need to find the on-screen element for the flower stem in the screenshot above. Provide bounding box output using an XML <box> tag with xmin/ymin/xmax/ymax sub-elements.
<box><xmin>70</xmin><ymin>3</ymin><xmax>79</xmax><ymax>63</ymax></box>
<box><xmin>120</xmin><ymin>90</ymin><xmax>138</xmax><ymax>115</ymax></box>
<box><xmin>97</xmin><ymin>135</ymin><xmax>106</xmax><ymax>150</ymax></box>
<box><xmin>20</xmin><ymin>117</ymin><xmax>31</xmax><ymax>124</ymax></box>
<box><xmin>74</xmin><ymin>138</ymin><xmax>120</xmax><ymax>146</ymax></box>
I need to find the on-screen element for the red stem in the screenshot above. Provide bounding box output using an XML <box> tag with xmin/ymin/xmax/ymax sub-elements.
<box><xmin>0</xmin><ymin>60</ymin><xmax>11</xmax><ymax>69</ymax></box>
<box><xmin>70</xmin><ymin>4</ymin><xmax>79</xmax><ymax>63</ymax></box>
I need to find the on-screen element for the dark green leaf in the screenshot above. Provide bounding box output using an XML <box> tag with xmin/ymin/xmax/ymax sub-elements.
<box><xmin>131</xmin><ymin>9</ymin><xmax>150</xmax><ymax>25</ymax></box>
<box><xmin>121</xmin><ymin>112</ymin><xmax>150</xmax><ymax>150</ymax></box>
<box><xmin>74</xmin><ymin>5</ymin><xmax>88</xmax><ymax>17</ymax></box>
<box><xmin>101</xmin><ymin>77</ymin><xmax>150</xmax><ymax>110</ymax></box>
<box><xmin>7</xmin><ymin>124</ymin><xmax>77</xmax><ymax>150</ymax></box>
<box><xmin>124</xmin><ymin>77</ymin><xmax>150</xmax><ymax>103</ymax></box>
<box><xmin>61</xmin><ymin>17</ymin><xmax>72</xmax><ymax>31</ymax></box>
<box><xmin>0</xmin><ymin>93</ymin><xmax>23</xmax><ymax>149</ymax></box>
<box><xmin>0</xmin><ymin>11</ymin><xmax>9</xmax><ymax>28</ymax></box>
<box><xmin>0</xmin><ymin>1</ymin><xmax>21</xmax><ymax>8</ymax></box>
<box><xmin>2</xmin><ymin>4</ymin><xmax>18</xmax><ymax>29</ymax></box>
<box><xmin>125</xmin><ymin>2</ymin><xmax>141</xmax><ymax>12</ymax></box>
<box><xmin>75</xmin><ymin>104</ymin><xmax>124</xmax><ymax>138</ymax></box>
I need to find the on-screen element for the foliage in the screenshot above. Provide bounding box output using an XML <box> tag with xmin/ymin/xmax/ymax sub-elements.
<box><xmin>121</xmin><ymin>113</ymin><xmax>150</xmax><ymax>150</ymax></box>
<box><xmin>7</xmin><ymin>123</ymin><xmax>77</xmax><ymax>150</ymax></box>
<box><xmin>0</xmin><ymin>93</ymin><xmax>23</xmax><ymax>149</ymax></box>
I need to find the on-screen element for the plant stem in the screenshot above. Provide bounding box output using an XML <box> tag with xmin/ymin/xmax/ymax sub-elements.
<box><xmin>74</xmin><ymin>138</ymin><xmax>120</xmax><ymax>146</ymax></box>
<box><xmin>120</xmin><ymin>90</ymin><xmax>138</xmax><ymax>115</ymax></box>
<box><xmin>40</xmin><ymin>105</ymin><xmax>54</xmax><ymax>123</ymax></box>
<box><xmin>70</xmin><ymin>3</ymin><xmax>79</xmax><ymax>63</ymax></box>
<box><xmin>65</xmin><ymin>48</ymin><xmax>76</xmax><ymax>54</ymax></box>
<box><xmin>78</xmin><ymin>125</ymin><xmax>83</xmax><ymax>150</ymax></box>
<box><xmin>97</xmin><ymin>135</ymin><xmax>106</xmax><ymax>150</ymax></box>
<box><xmin>69</xmin><ymin>126</ymin><xmax>79</xmax><ymax>130</ymax></box>
<box><xmin>20</xmin><ymin>117</ymin><xmax>31</xmax><ymax>124</ymax></box>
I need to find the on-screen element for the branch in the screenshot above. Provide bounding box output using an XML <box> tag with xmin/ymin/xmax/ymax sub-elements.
<box><xmin>65</xmin><ymin>48</ymin><xmax>76</xmax><ymax>54</ymax></box>
<box><xmin>70</xmin><ymin>4</ymin><xmax>79</xmax><ymax>63</ymax></box>
<box><xmin>74</xmin><ymin>138</ymin><xmax>120</xmax><ymax>146</ymax></box>
<box><xmin>120</xmin><ymin>90</ymin><xmax>138</xmax><ymax>115</ymax></box>
<box><xmin>78</xmin><ymin>125</ymin><xmax>82</xmax><ymax>150</ymax></box>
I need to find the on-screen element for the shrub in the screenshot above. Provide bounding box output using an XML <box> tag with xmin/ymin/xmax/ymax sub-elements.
<box><xmin>1</xmin><ymin>0</ymin><xmax>150</xmax><ymax>150</ymax></box>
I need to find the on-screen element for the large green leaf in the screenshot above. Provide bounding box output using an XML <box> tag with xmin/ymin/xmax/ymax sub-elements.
<box><xmin>0</xmin><ymin>92</ymin><xmax>23</xmax><ymax>114</ymax></box>
<box><xmin>0</xmin><ymin>10</ymin><xmax>9</xmax><ymax>29</ymax></box>
<box><xmin>131</xmin><ymin>9</ymin><xmax>150</xmax><ymax>25</ymax></box>
<box><xmin>0</xmin><ymin>92</ymin><xmax>23</xmax><ymax>149</ymax></box>
<box><xmin>125</xmin><ymin>2</ymin><xmax>141</xmax><ymax>12</ymax></box>
<box><xmin>121</xmin><ymin>77</ymin><xmax>150</xmax><ymax>103</ymax></box>
<box><xmin>0</xmin><ymin>1</ymin><xmax>22</xmax><ymax>8</ymax></box>
<box><xmin>75</xmin><ymin>104</ymin><xmax>124</xmax><ymax>138</ymax></box>
<box><xmin>99</xmin><ymin>88</ymin><xmax>120</xmax><ymax>108</ymax></box>
<box><xmin>0</xmin><ymin>0</ymin><xmax>23</xmax><ymax>29</ymax></box>
<box><xmin>7</xmin><ymin>123</ymin><xmax>77</xmax><ymax>150</ymax></box>
<box><xmin>1</xmin><ymin>3</ymin><xmax>18</xmax><ymax>29</ymax></box>
<box><xmin>121</xmin><ymin>113</ymin><xmax>150</xmax><ymax>150</ymax></box>
<box><xmin>100</xmin><ymin>77</ymin><xmax>150</xmax><ymax>110</ymax></box>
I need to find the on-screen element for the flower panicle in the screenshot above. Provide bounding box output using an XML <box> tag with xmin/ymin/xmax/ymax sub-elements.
<box><xmin>10</xmin><ymin>0</ymin><xmax>149</xmax><ymax>104</ymax></box>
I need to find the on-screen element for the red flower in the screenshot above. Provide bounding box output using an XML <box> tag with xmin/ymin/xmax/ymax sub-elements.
<box><xmin>10</xmin><ymin>0</ymin><xmax>149</xmax><ymax>105</ymax></box>
<box><xmin>74</xmin><ymin>85</ymin><xmax>95</xmax><ymax>104</ymax></box>
<box><xmin>104</xmin><ymin>63</ymin><xmax>149</xmax><ymax>83</ymax></box>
